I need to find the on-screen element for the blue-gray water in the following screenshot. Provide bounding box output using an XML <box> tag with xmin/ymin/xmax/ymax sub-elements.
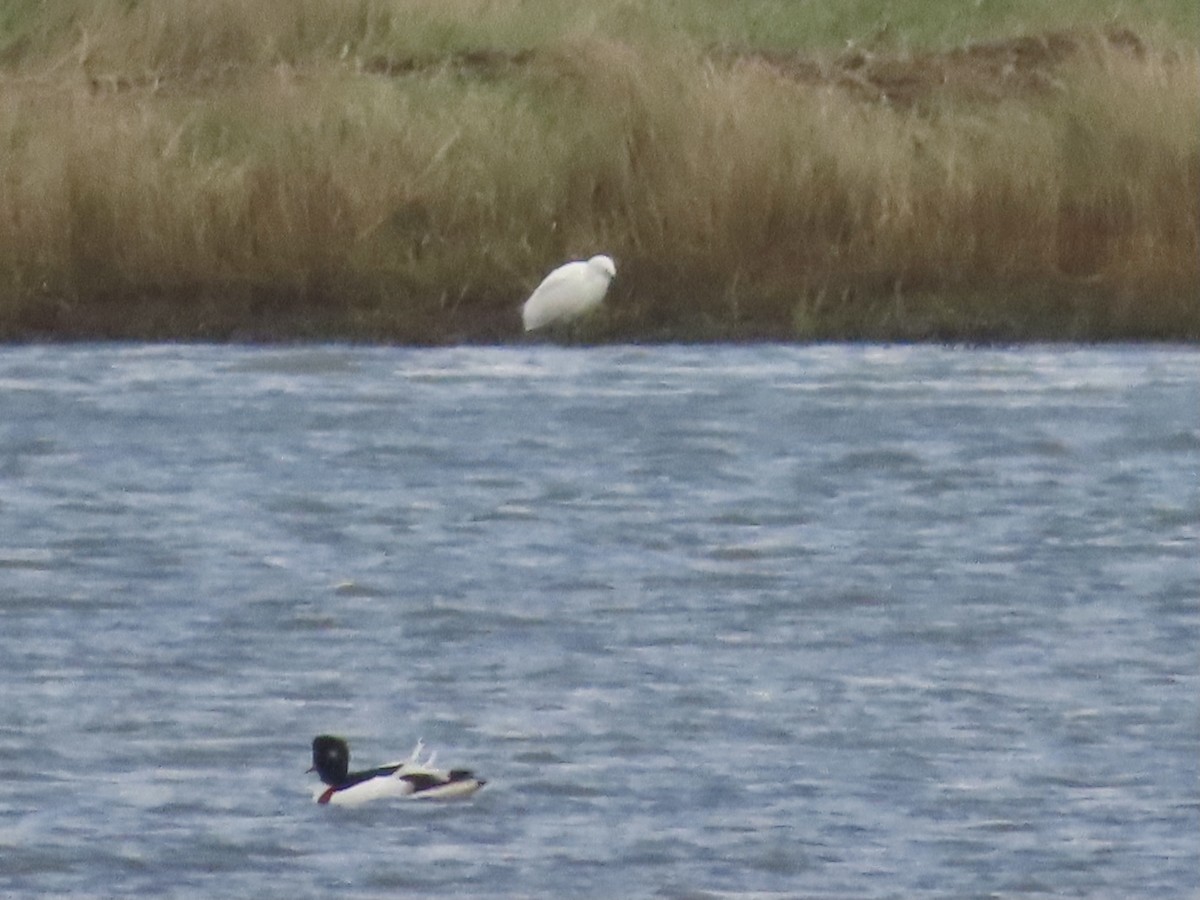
<box><xmin>1</xmin><ymin>344</ymin><xmax>1196</xmax><ymax>898</ymax></box>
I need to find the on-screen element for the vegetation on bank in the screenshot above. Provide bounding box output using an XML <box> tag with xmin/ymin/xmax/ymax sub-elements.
<box><xmin>0</xmin><ymin>0</ymin><xmax>1196</xmax><ymax>343</ymax></box>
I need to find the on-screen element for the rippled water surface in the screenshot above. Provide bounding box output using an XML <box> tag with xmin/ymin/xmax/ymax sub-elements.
<box><xmin>1</xmin><ymin>344</ymin><xmax>1196</xmax><ymax>898</ymax></box>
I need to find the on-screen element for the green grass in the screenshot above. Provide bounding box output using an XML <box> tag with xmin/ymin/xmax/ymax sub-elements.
<box><xmin>4</xmin><ymin>1</ymin><xmax>1196</xmax><ymax>60</ymax></box>
<box><xmin>0</xmin><ymin>0</ymin><xmax>1196</xmax><ymax>343</ymax></box>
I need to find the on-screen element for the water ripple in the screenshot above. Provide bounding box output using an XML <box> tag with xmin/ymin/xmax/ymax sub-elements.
<box><xmin>0</xmin><ymin>344</ymin><xmax>1195</xmax><ymax>898</ymax></box>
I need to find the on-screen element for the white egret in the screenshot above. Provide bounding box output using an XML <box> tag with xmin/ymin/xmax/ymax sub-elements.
<box><xmin>522</xmin><ymin>254</ymin><xmax>616</xmax><ymax>332</ymax></box>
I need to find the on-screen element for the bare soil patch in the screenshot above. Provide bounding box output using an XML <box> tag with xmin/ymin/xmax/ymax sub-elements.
<box><xmin>352</xmin><ymin>27</ymin><xmax>1152</xmax><ymax>108</ymax></box>
<box><xmin>85</xmin><ymin>27</ymin><xmax>1149</xmax><ymax>109</ymax></box>
<box><xmin>734</xmin><ymin>27</ymin><xmax>1147</xmax><ymax>106</ymax></box>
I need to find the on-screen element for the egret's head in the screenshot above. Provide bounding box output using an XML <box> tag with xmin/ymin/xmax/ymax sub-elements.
<box><xmin>589</xmin><ymin>255</ymin><xmax>617</xmax><ymax>280</ymax></box>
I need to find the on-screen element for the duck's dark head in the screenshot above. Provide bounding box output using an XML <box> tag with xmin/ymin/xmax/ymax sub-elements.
<box><xmin>309</xmin><ymin>735</ymin><xmax>350</xmax><ymax>785</ymax></box>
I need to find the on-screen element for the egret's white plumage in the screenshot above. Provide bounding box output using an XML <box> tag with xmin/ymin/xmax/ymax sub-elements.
<box><xmin>522</xmin><ymin>255</ymin><xmax>616</xmax><ymax>332</ymax></box>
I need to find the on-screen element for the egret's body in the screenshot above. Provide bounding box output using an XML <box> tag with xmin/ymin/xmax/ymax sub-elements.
<box><xmin>522</xmin><ymin>255</ymin><xmax>616</xmax><ymax>332</ymax></box>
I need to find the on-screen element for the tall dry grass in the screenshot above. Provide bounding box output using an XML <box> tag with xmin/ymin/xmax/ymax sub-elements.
<box><xmin>0</xmin><ymin>1</ymin><xmax>1196</xmax><ymax>340</ymax></box>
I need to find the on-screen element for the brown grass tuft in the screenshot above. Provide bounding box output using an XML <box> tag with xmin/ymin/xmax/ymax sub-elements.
<box><xmin>0</xmin><ymin>5</ymin><xmax>1195</xmax><ymax>342</ymax></box>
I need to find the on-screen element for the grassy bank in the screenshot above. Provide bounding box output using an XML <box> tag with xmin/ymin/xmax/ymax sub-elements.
<box><xmin>0</xmin><ymin>0</ymin><xmax>1197</xmax><ymax>343</ymax></box>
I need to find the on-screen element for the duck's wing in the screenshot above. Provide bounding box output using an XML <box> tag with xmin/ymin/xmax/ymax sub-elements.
<box><xmin>395</xmin><ymin>741</ymin><xmax>486</xmax><ymax>798</ymax></box>
<box><xmin>400</xmin><ymin>768</ymin><xmax>486</xmax><ymax>799</ymax></box>
<box><xmin>399</xmin><ymin>771</ymin><xmax>449</xmax><ymax>792</ymax></box>
<box><xmin>378</xmin><ymin>739</ymin><xmax>428</xmax><ymax>770</ymax></box>
<box><xmin>338</xmin><ymin>763</ymin><xmax>406</xmax><ymax>789</ymax></box>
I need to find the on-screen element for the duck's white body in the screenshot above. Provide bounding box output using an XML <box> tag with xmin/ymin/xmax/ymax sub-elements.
<box><xmin>522</xmin><ymin>255</ymin><xmax>616</xmax><ymax>332</ymax></box>
<box><xmin>312</xmin><ymin>768</ymin><xmax>483</xmax><ymax>805</ymax></box>
<box><xmin>310</xmin><ymin>736</ymin><xmax>485</xmax><ymax>806</ymax></box>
